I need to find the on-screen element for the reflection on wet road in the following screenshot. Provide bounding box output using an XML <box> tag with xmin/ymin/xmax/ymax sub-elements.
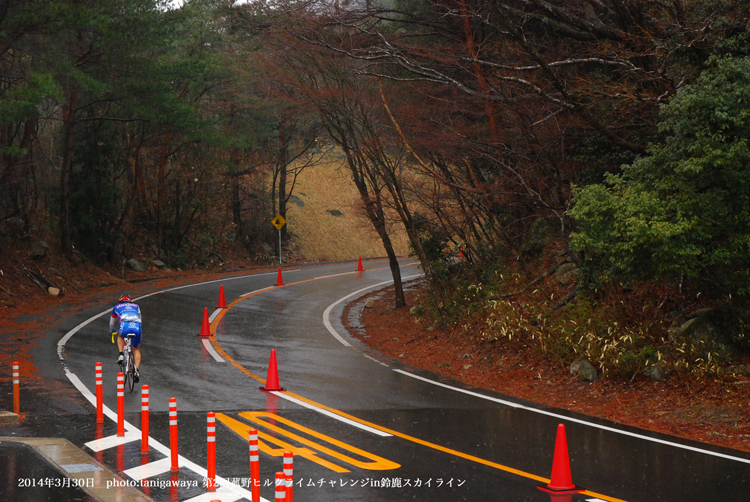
<box><xmin>10</xmin><ymin>259</ymin><xmax>750</xmax><ymax>501</ymax></box>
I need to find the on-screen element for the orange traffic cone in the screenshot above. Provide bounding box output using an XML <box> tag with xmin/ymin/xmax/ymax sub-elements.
<box><xmin>199</xmin><ymin>307</ymin><xmax>211</xmax><ymax>338</ymax></box>
<box><xmin>545</xmin><ymin>495</ymin><xmax>573</xmax><ymax>502</ymax></box>
<box><xmin>259</xmin><ymin>349</ymin><xmax>285</xmax><ymax>392</ymax></box>
<box><xmin>276</xmin><ymin>267</ymin><xmax>284</xmax><ymax>286</ymax></box>
<box><xmin>539</xmin><ymin>424</ymin><xmax>580</xmax><ymax>493</ymax></box>
<box><xmin>357</xmin><ymin>256</ymin><xmax>364</xmax><ymax>272</ymax></box>
<box><xmin>217</xmin><ymin>285</ymin><xmax>226</xmax><ymax>308</ymax></box>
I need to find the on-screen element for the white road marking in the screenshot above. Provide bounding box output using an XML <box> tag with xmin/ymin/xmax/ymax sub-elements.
<box><xmin>64</xmin><ymin>369</ymin><xmax>270</xmax><ymax>502</ymax></box>
<box><xmin>394</xmin><ymin>369</ymin><xmax>750</xmax><ymax>465</ymax></box>
<box><xmin>202</xmin><ymin>339</ymin><xmax>224</xmax><ymax>362</ymax></box>
<box><xmin>364</xmin><ymin>353</ymin><xmax>389</xmax><ymax>367</ymax></box>
<box><xmin>85</xmin><ymin>432</ymin><xmax>141</xmax><ymax>451</ymax></box>
<box><xmin>57</xmin><ymin>310</ymin><xmax>110</xmax><ymax>360</ymax></box>
<box><xmin>322</xmin><ymin>274</ymin><xmax>422</xmax><ymax>347</ymax></box>
<box><xmin>208</xmin><ymin>308</ymin><xmax>222</xmax><ymax>323</ymax></box>
<box><xmin>123</xmin><ymin>458</ymin><xmax>172</xmax><ymax>480</ymax></box>
<box><xmin>270</xmin><ymin>391</ymin><xmax>392</xmax><ymax>437</ymax></box>
<box><xmin>182</xmin><ymin>488</ymin><xmax>243</xmax><ymax>502</ymax></box>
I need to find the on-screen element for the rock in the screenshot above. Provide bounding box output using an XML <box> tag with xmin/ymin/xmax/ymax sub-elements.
<box><xmin>288</xmin><ymin>195</ymin><xmax>305</xmax><ymax>208</ymax></box>
<box><xmin>261</xmin><ymin>242</ymin><xmax>273</xmax><ymax>254</ymax></box>
<box><xmin>29</xmin><ymin>240</ymin><xmax>49</xmax><ymax>259</ymax></box>
<box><xmin>725</xmin><ymin>364</ymin><xmax>750</xmax><ymax>375</ymax></box>
<box><xmin>520</xmin><ymin>217</ymin><xmax>559</xmax><ymax>257</ymax></box>
<box><xmin>643</xmin><ymin>362</ymin><xmax>669</xmax><ymax>381</ymax></box>
<box><xmin>47</xmin><ymin>287</ymin><xmax>60</xmax><ymax>296</ymax></box>
<box><xmin>570</xmin><ymin>359</ymin><xmax>598</xmax><ymax>382</ymax></box>
<box><xmin>365</xmin><ymin>300</ymin><xmax>375</xmax><ymax>308</ymax></box>
<box><xmin>688</xmin><ymin>308</ymin><xmax>714</xmax><ymax>320</ymax></box>
<box><xmin>127</xmin><ymin>258</ymin><xmax>147</xmax><ymax>272</ymax></box>
<box><xmin>409</xmin><ymin>305</ymin><xmax>425</xmax><ymax>315</ymax></box>
<box><xmin>152</xmin><ymin>259</ymin><xmax>166</xmax><ymax>268</ymax></box>
<box><xmin>669</xmin><ymin>310</ymin><xmax>737</xmax><ymax>361</ymax></box>
<box><xmin>555</xmin><ymin>262</ymin><xmax>579</xmax><ymax>286</ymax></box>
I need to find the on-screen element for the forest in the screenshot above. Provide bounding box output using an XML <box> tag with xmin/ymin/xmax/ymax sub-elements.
<box><xmin>2</xmin><ymin>0</ymin><xmax>750</xmax><ymax>380</ymax></box>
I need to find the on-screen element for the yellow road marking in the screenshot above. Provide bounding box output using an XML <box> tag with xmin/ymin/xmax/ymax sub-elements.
<box><xmin>216</xmin><ymin>411</ymin><xmax>400</xmax><ymax>473</ymax></box>
<box><xmin>216</xmin><ymin>413</ymin><xmax>350</xmax><ymax>473</ymax></box>
<box><xmin>240</xmin><ymin>412</ymin><xmax>400</xmax><ymax>471</ymax></box>
<box><xmin>207</xmin><ymin>266</ymin><xmax>628</xmax><ymax>502</ymax></box>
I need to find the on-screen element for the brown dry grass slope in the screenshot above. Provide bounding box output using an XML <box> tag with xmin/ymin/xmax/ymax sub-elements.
<box><xmin>286</xmin><ymin>152</ymin><xmax>410</xmax><ymax>262</ymax></box>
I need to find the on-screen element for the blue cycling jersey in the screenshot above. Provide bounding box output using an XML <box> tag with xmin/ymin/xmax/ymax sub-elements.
<box><xmin>111</xmin><ymin>302</ymin><xmax>142</xmax><ymax>325</ymax></box>
<box><xmin>110</xmin><ymin>301</ymin><xmax>143</xmax><ymax>348</ymax></box>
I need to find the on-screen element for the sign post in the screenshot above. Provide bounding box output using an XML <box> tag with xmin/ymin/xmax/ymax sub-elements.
<box><xmin>271</xmin><ymin>213</ymin><xmax>287</xmax><ymax>264</ymax></box>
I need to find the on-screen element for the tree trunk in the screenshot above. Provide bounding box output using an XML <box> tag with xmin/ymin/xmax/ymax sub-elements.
<box><xmin>60</xmin><ymin>90</ymin><xmax>77</xmax><ymax>257</ymax></box>
<box><xmin>278</xmin><ymin>118</ymin><xmax>288</xmax><ymax>243</ymax></box>
<box><xmin>157</xmin><ymin>132</ymin><xmax>170</xmax><ymax>256</ymax></box>
<box><xmin>345</xmin><ymin>149</ymin><xmax>406</xmax><ymax>308</ymax></box>
<box><xmin>231</xmin><ymin>149</ymin><xmax>243</xmax><ymax>241</ymax></box>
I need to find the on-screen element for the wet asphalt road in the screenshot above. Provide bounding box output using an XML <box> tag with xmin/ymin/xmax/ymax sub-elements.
<box><xmin>4</xmin><ymin>259</ymin><xmax>750</xmax><ymax>501</ymax></box>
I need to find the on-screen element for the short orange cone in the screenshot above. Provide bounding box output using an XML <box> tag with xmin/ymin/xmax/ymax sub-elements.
<box><xmin>199</xmin><ymin>307</ymin><xmax>211</xmax><ymax>338</ymax></box>
<box><xmin>539</xmin><ymin>424</ymin><xmax>580</xmax><ymax>493</ymax></box>
<box><xmin>276</xmin><ymin>267</ymin><xmax>284</xmax><ymax>286</ymax></box>
<box><xmin>217</xmin><ymin>285</ymin><xmax>226</xmax><ymax>308</ymax></box>
<box><xmin>357</xmin><ymin>256</ymin><xmax>364</xmax><ymax>272</ymax></box>
<box><xmin>259</xmin><ymin>349</ymin><xmax>285</xmax><ymax>392</ymax></box>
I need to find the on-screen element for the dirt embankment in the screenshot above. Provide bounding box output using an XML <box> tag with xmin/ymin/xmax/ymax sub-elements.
<box><xmin>345</xmin><ymin>283</ymin><xmax>750</xmax><ymax>454</ymax></box>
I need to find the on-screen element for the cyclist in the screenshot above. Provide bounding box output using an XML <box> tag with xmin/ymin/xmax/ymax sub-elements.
<box><xmin>110</xmin><ymin>294</ymin><xmax>142</xmax><ymax>383</ymax></box>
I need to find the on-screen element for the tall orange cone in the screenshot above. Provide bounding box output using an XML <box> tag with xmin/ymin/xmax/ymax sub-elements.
<box><xmin>357</xmin><ymin>256</ymin><xmax>364</xmax><ymax>272</ymax></box>
<box><xmin>539</xmin><ymin>424</ymin><xmax>580</xmax><ymax>493</ymax></box>
<box><xmin>198</xmin><ymin>307</ymin><xmax>211</xmax><ymax>338</ymax></box>
<box><xmin>259</xmin><ymin>349</ymin><xmax>285</xmax><ymax>392</ymax></box>
<box><xmin>217</xmin><ymin>285</ymin><xmax>226</xmax><ymax>308</ymax></box>
<box><xmin>275</xmin><ymin>267</ymin><xmax>284</xmax><ymax>286</ymax></box>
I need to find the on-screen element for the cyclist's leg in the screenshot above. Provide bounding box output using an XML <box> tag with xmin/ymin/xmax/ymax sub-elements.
<box><xmin>116</xmin><ymin>322</ymin><xmax>127</xmax><ymax>363</ymax></box>
<box><xmin>129</xmin><ymin>325</ymin><xmax>142</xmax><ymax>371</ymax></box>
<box><xmin>116</xmin><ymin>332</ymin><xmax>125</xmax><ymax>362</ymax></box>
<box><xmin>131</xmin><ymin>347</ymin><xmax>140</xmax><ymax>383</ymax></box>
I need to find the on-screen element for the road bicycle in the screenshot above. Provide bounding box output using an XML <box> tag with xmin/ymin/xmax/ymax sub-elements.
<box><xmin>114</xmin><ymin>332</ymin><xmax>138</xmax><ymax>393</ymax></box>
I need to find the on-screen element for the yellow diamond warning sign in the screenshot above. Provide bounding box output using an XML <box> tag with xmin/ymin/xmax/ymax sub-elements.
<box><xmin>271</xmin><ymin>213</ymin><xmax>286</xmax><ymax>230</ymax></box>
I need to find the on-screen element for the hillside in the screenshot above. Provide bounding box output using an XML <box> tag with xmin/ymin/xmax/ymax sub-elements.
<box><xmin>286</xmin><ymin>152</ymin><xmax>410</xmax><ymax>262</ymax></box>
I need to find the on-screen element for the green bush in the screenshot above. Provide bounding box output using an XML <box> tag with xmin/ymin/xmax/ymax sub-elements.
<box><xmin>570</xmin><ymin>56</ymin><xmax>750</xmax><ymax>298</ymax></box>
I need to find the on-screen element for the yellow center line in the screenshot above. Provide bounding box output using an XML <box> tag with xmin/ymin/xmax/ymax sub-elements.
<box><xmin>206</xmin><ymin>266</ymin><xmax>628</xmax><ymax>502</ymax></box>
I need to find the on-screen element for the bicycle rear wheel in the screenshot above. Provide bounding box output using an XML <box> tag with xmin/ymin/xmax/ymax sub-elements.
<box><xmin>127</xmin><ymin>350</ymin><xmax>136</xmax><ymax>393</ymax></box>
<box><xmin>121</xmin><ymin>347</ymin><xmax>131</xmax><ymax>390</ymax></box>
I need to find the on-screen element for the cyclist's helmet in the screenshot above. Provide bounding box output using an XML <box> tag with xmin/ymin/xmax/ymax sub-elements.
<box><xmin>118</xmin><ymin>294</ymin><xmax>131</xmax><ymax>304</ymax></box>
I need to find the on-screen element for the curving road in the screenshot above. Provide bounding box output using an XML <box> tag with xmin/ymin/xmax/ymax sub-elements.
<box><xmin>27</xmin><ymin>260</ymin><xmax>750</xmax><ymax>501</ymax></box>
